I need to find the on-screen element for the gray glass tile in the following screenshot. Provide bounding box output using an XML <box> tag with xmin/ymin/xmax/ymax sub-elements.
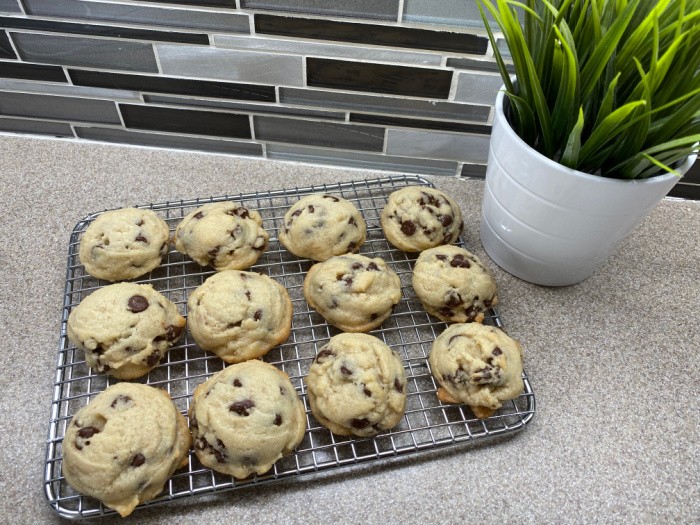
<box><xmin>144</xmin><ymin>94</ymin><xmax>345</xmax><ymax>120</ymax></box>
<box><xmin>23</xmin><ymin>0</ymin><xmax>251</xmax><ymax>33</ymax></box>
<box><xmin>280</xmin><ymin>87</ymin><xmax>490</xmax><ymax>122</ymax></box>
<box><xmin>255</xmin><ymin>116</ymin><xmax>384</xmax><ymax>151</ymax></box>
<box><xmin>240</xmin><ymin>0</ymin><xmax>400</xmax><ymax>21</ymax></box>
<box><xmin>0</xmin><ymin>92</ymin><xmax>121</xmax><ymax>124</ymax></box>
<box><xmin>447</xmin><ymin>57</ymin><xmax>514</xmax><ymax>74</ymax></box>
<box><xmin>403</xmin><ymin>0</ymin><xmax>492</xmax><ymax>28</ymax></box>
<box><xmin>0</xmin><ymin>79</ymin><xmax>141</xmax><ymax>102</ymax></box>
<box><xmin>156</xmin><ymin>44</ymin><xmax>303</xmax><ymax>86</ymax></box>
<box><xmin>75</xmin><ymin>126</ymin><xmax>263</xmax><ymax>157</ymax></box>
<box><xmin>0</xmin><ymin>0</ymin><xmax>20</xmax><ymax>13</ymax></box>
<box><xmin>11</xmin><ymin>32</ymin><xmax>158</xmax><ymax>72</ymax></box>
<box><xmin>386</xmin><ymin>129</ymin><xmax>490</xmax><ymax>163</ymax></box>
<box><xmin>212</xmin><ymin>34</ymin><xmax>441</xmax><ymax>66</ymax></box>
<box><xmin>266</xmin><ymin>143</ymin><xmax>458</xmax><ymax>176</ymax></box>
<box><xmin>0</xmin><ymin>117</ymin><xmax>73</xmax><ymax>136</ymax></box>
<box><xmin>453</xmin><ymin>71</ymin><xmax>504</xmax><ymax>105</ymax></box>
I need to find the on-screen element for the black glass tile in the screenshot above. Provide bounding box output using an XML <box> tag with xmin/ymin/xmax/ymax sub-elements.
<box><xmin>255</xmin><ymin>14</ymin><xmax>488</xmax><ymax>55</ymax></box>
<box><xmin>0</xmin><ymin>16</ymin><xmax>209</xmax><ymax>45</ymax></box>
<box><xmin>0</xmin><ymin>117</ymin><xmax>73</xmax><ymax>137</ymax></box>
<box><xmin>75</xmin><ymin>126</ymin><xmax>263</xmax><ymax>157</ymax></box>
<box><xmin>254</xmin><ymin>116</ymin><xmax>384</xmax><ymax>151</ymax></box>
<box><xmin>0</xmin><ymin>31</ymin><xmax>16</xmax><ymax>60</ymax></box>
<box><xmin>69</xmin><ymin>70</ymin><xmax>275</xmax><ymax>102</ymax></box>
<box><xmin>681</xmin><ymin>161</ymin><xmax>700</xmax><ymax>184</ymax></box>
<box><xmin>350</xmin><ymin>114</ymin><xmax>491</xmax><ymax>134</ymax></box>
<box><xmin>460</xmin><ymin>163</ymin><xmax>487</xmax><ymax>178</ymax></box>
<box><xmin>0</xmin><ymin>91</ymin><xmax>121</xmax><ymax>124</ymax></box>
<box><xmin>307</xmin><ymin>58</ymin><xmax>452</xmax><ymax>99</ymax></box>
<box><xmin>667</xmin><ymin>182</ymin><xmax>700</xmax><ymax>200</ymax></box>
<box><xmin>119</xmin><ymin>104</ymin><xmax>252</xmax><ymax>139</ymax></box>
<box><xmin>0</xmin><ymin>61</ymin><xmax>67</xmax><ymax>82</ymax></box>
<box><xmin>447</xmin><ymin>57</ymin><xmax>515</xmax><ymax>74</ymax></box>
<box><xmin>241</xmin><ymin>0</ymin><xmax>399</xmax><ymax>21</ymax></box>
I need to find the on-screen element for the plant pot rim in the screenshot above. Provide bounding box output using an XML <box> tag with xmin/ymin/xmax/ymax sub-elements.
<box><xmin>494</xmin><ymin>86</ymin><xmax>696</xmax><ymax>185</ymax></box>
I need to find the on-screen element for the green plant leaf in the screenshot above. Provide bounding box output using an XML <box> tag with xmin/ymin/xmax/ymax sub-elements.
<box><xmin>561</xmin><ymin>107</ymin><xmax>585</xmax><ymax>167</ymax></box>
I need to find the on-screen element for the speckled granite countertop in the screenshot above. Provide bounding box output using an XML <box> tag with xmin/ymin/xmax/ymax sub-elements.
<box><xmin>1</xmin><ymin>135</ymin><xmax>698</xmax><ymax>524</ymax></box>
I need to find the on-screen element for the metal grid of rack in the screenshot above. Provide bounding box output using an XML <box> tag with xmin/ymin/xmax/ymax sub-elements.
<box><xmin>44</xmin><ymin>175</ymin><xmax>535</xmax><ymax>519</ymax></box>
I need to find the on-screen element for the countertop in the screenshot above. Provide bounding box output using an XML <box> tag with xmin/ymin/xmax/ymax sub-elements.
<box><xmin>1</xmin><ymin>135</ymin><xmax>698</xmax><ymax>524</ymax></box>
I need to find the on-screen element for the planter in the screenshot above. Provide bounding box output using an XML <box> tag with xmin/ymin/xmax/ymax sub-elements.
<box><xmin>480</xmin><ymin>88</ymin><xmax>697</xmax><ymax>287</ymax></box>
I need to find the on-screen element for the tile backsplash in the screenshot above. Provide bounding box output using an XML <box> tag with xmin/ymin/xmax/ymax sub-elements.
<box><xmin>0</xmin><ymin>0</ymin><xmax>697</xmax><ymax>198</ymax></box>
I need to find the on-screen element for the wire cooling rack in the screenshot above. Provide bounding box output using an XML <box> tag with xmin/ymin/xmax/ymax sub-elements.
<box><xmin>44</xmin><ymin>174</ymin><xmax>535</xmax><ymax>519</ymax></box>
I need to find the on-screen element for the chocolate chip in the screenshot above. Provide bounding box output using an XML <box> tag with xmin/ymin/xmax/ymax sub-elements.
<box><xmin>253</xmin><ymin>309</ymin><xmax>262</xmax><ymax>321</ymax></box>
<box><xmin>465</xmin><ymin>306</ymin><xmax>480</xmax><ymax>321</ymax></box>
<box><xmin>351</xmin><ymin>262</ymin><xmax>362</xmax><ymax>270</ymax></box>
<box><xmin>340</xmin><ymin>365</ymin><xmax>352</xmax><ymax>375</ymax></box>
<box><xmin>324</xmin><ymin>195</ymin><xmax>340</xmax><ymax>202</ymax></box>
<box><xmin>213</xmin><ymin>440</ymin><xmax>227</xmax><ymax>463</ymax></box>
<box><xmin>492</xmin><ymin>347</ymin><xmax>502</xmax><ymax>356</ymax></box>
<box><xmin>315</xmin><ymin>348</ymin><xmax>335</xmax><ymax>362</ymax></box>
<box><xmin>130</xmin><ymin>453</ymin><xmax>146</xmax><ymax>467</ymax></box>
<box><xmin>127</xmin><ymin>295</ymin><xmax>149</xmax><ymax>312</ymax></box>
<box><xmin>77</xmin><ymin>426</ymin><xmax>100</xmax><ymax>439</ymax></box>
<box><xmin>438</xmin><ymin>307</ymin><xmax>454</xmax><ymax>318</ymax></box>
<box><xmin>347</xmin><ymin>241</ymin><xmax>357</xmax><ymax>252</ymax></box>
<box><xmin>233</xmin><ymin>379</ymin><xmax>242</xmax><ymax>387</ymax></box>
<box><xmin>229</xmin><ymin>399</ymin><xmax>255</xmax><ymax>416</ymax></box>
<box><xmin>344</xmin><ymin>277</ymin><xmax>353</xmax><ymax>287</ymax></box>
<box><xmin>370</xmin><ymin>313</ymin><xmax>379</xmax><ymax>320</ymax></box>
<box><xmin>445</xmin><ymin>290</ymin><xmax>463</xmax><ymax>307</ymax></box>
<box><xmin>146</xmin><ymin>351</ymin><xmax>161</xmax><ymax>367</ymax></box>
<box><xmin>208</xmin><ymin>246</ymin><xmax>220</xmax><ymax>258</ymax></box>
<box><xmin>292</xmin><ymin>209</ymin><xmax>303</xmax><ymax>218</ymax></box>
<box><xmin>230</xmin><ymin>207</ymin><xmax>249</xmax><ymax>219</ymax></box>
<box><xmin>348</xmin><ymin>217</ymin><xmax>357</xmax><ymax>226</ymax></box>
<box><xmin>363</xmin><ymin>385</ymin><xmax>372</xmax><ymax>397</ymax></box>
<box><xmin>245</xmin><ymin>291</ymin><xmax>251</xmax><ymax>301</ymax></box>
<box><xmin>367</xmin><ymin>262</ymin><xmax>379</xmax><ymax>271</ymax></box>
<box><xmin>439</xmin><ymin>214</ymin><xmax>453</xmax><ymax>227</ymax></box>
<box><xmin>274</xmin><ymin>414</ymin><xmax>283</xmax><ymax>426</ymax></box>
<box><xmin>165</xmin><ymin>324</ymin><xmax>183</xmax><ymax>341</ymax></box>
<box><xmin>400</xmin><ymin>220</ymin><xmax>416</xmax><ymax>236</ymax></box>
<box><xmin>195</xmin><ymin>437</ymin><xmax>209</xmax><ymax>450</ymax></box>
<box><xmin>193</xmin><ymin>211</ymin><xmax>204</xmax><ymax>219</ymax></box>
<box><xmin>308</xmin><ymin>205</ymin><xmax>315</xmax><ymax>213</ymax></box>
<box><xmin>135</xmin><ymin>234</ymin><xmax>148</xmax><ymax>243</ymax></box>
<box><xmin>110</xmin><ymin>395</ymin><xmax>132</xmax><ymax>408</ymax></box>
<box><xmin>351</xmin><ymin>418</ymin><xmax>370</xmax><ymax>429</ymax></box>
<box><xmin>450</xmin><ymin>255</ymin><xmax>471</xmax><ymax>268</ymax></box>
<box><xmin>436</xmin><ymin>254</ymin><xmax>447</xmax><ymax>261</ymax></box>
<box><xmin>394</xmin><ymin>379</ymin><xmax>404</xmax><ymax>393</ymax></box>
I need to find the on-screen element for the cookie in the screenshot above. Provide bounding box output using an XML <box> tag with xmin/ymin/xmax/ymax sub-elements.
<box><xmin>187</xmin><ymin>270</ymin><xmax>292</xmax><ymax>363</ymax></box>
<box><xmin>278</xmin><ymin>193</ymin><xmax>366</xmax><ymax>261</ymax></box>
<box><xmin>306</xmin><ymin>333</ymin><xmax>407</xmax><ymax>437</ymax></box>
<box><xmin>174</xmin><ymin>202</ymin><xmax>268</xmax><ymax>271</ymax></box>
<box><xmin>380</xmin><ymin>186</ymin><xmax>463</xmax><ymax>252</ymax></box>
<box><xmin>189</xmin><ymin>360</ymin><xmax>306</xmax><ymax>479</ymax></box>
<box><xmin>412</xmin><ymin>245</ymin><xmax>498</xmax><ymax>324</ymax></box>
<box><xmin>66</xmin><ymin>283</ymin><xmax>186</xmax><ymax>379</ymax></box>
<box><xmin>428</xmin><ymin>323</ymin><xmax>524</xmax><ymax>419</ymax></box>
<box><xmin>303</xmin><ymin>254</ymin><xmax>401</xmax><ymax>332</ymax></box>
<box><xmin>79</xmin><ymin>207</ymin><xmax>170</xmax><ymax>281</ymax></box>
<box><xmin>62</xmin><ymin>383</ymin><xmax>191</xmax><ymax>517</ymax></box>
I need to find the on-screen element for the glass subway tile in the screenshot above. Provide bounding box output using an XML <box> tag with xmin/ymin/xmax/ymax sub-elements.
<box><xmin>11</xmin><ymin>33</ymin><xmax>159</xmax><ymax>72</ymax></box>
<box><xmin>386</xmin><ymin>129</ymin><xmax>490</xmax><ymax>163</ymax></box>
<box><xmin>349</xmin><ymin>114</ymin><xmax>491</xmax><ymax>134</ymax></box>
<box><xmin>0</xmin><ymin>0</ymin><xmax>21</xmax><ymax>13</ymax></box>
<box><xmin>255</xmin><ymin>14</ymin><xmax>488</xmax><ymax>55</ymax></box>
<box><xmin>0</xmin><ymin>117</ymin><xmax>73</xmax><ymax>137</ymax></box>
<box><xmin>460</xmin><ymin>163</ymin><xmax>487</xmax><ymax>178</ymax></box>
<box><xmin>307</xmin><ymin>58</ymin><xmax>452</xmax><ymax>99</ymax></box>
<box><xmin>280</xmin><ymin>87</ymin><xmax>490</xmax><ymax>122</ymax></box>
<box><xmin>134</xmin><ymin>0</ymin><xmax>236</xmax><ymax>6</ymax></box>
<box><xmin>23</xmin><ymin>0</ymin><xmax>251</xmax><ymax>33</ymax></box>
<box><xmin>453</xmin><ymin>71</ymin><xmax>504</xmax><ymax>105</ymax></box>
<box><xmin>0</xmin><ymin>61</ymin><xmax>67</xmax><ymax>82</ymax></box>
<box><xmin>157</xmin><ymin>44</ymin><xmax>304</xmax><ymax>86</ymax></box>
<box><xmin>119</xmin><ymin>104</ymin><xmax>252</xmax><ymax>139</ymax></box>
<box><xmin>254</xmin><ymin>116</ymin><xmax>384</xmax><ymax>151</ymax></box>
<box><xmin>0</xmin><ymin>91</ymin><xmax>121</xmax><ymax>124</ymax></box>
<box><xmin>75</xmin><ymin>126</ymin><xmax>263</xmax><ymax>157</ymax></box>
<box><xmin>266</xmin><ymin>143</ymin><xmax>458</xmax><ymax>176</ymax></box>
<box><xmin>69</xmin><ymin>69</ymin><xmax>276</xmax><ymax>102</ymax></box>
<box><xmin>241</xmin><ymin>0</ymin><xmax>400</xmax><ymax>21</ymax></box>
<box><xmin>0</xmin><ymin>31</ymin><xmax>16</xmax><ymax>60</ymax></box>
<box><xmin>0</xmin><ymin>16</ymin><xmax>209</xmax><ymax>45</ymax></box>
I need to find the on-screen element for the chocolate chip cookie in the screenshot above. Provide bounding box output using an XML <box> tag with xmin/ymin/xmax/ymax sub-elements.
<box><xmin>187</xmin><ymin>270</ymin><xmax>292</xmax><ymax>363</ymax></box>
<box><xmin>278</xmin><ymin>193</ymin><xmax>366</xmax><ymax>261</ymax></box>
<box><xmin>306</xmin><ymin>333</ymin><xmax>407</xmax><ymax>437</ymax></box>
<box><xmin>79</xmin><ymin>207</ymin><xmax>170</xmax><ymax>281</ymax></box>
<box><xmin>429</xmin><ymin>323</ymin><xmax>524</xmax><ymax>419</ymax></box>
<box><xmin>412</xmin><ymin>245</ymin><xmax>498</xmax><ymax>324</ymax></box>
<box><xmin>303</xmin><ymin>254</ymin><xmax>401</xmax><ymax>332</ymax></box>
<box><xmin>189</xmin><ymin>360</ymin><xmax>306</xmax><ymax>479</ymax></box>
<box><xmin>380</xmin><ymin>186</ymin><xmax>463</xmax><ymax>252</ymax></box>
<box><xmin>62</xmin><ymin>383</ymin><xmax>191</xmax><ymax>517</ymax></box>
<box><xmin>174</xmin><ymin>202</ymin><xmax>269</xmax><ymax>271</ymax></box>
<box><xmin>66</xmin><ymin>283</ymin><xmax>186</xmax><ymax>379</ymax></box>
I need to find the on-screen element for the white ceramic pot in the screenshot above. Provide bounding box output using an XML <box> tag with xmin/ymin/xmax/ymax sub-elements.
<box><xmin>480</xmin><ymin>88</ymin><xmax>697</xmax><ymax>287</ymax></box>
